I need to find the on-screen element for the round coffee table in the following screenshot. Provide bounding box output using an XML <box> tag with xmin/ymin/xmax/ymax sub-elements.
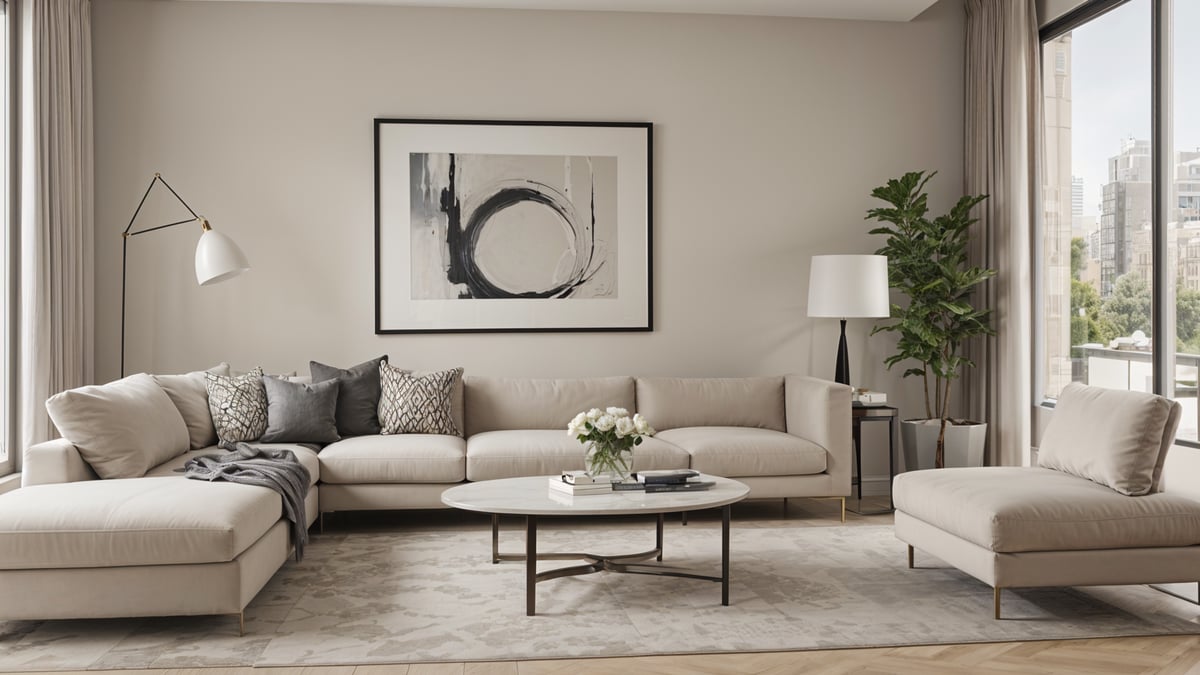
<box><xmin>441</xmin><ymin>475</ymin><xmax>750</xmax><ymax>615</ymax></box>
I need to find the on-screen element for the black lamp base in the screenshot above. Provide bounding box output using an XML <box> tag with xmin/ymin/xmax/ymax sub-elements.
<box><xmin>834</xmin><ymin>318</ymin><xmax>850</xmax><ymax>385</ymax></box>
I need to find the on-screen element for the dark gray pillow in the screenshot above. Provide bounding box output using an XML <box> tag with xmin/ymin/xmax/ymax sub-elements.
<box><xmin>310</xmin><ymin>355</ymin><xmax>388</xmax><ymax>437</ymax></box>
<box><xmin>260</xmin><ymin>376</ymin><xmax>341</xmax><ymax>444</ymax></box>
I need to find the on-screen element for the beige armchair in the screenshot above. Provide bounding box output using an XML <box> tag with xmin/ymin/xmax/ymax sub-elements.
<box><xmin>893</xmin><ymin>383</ymin><xmax>1200</xmax><ymax>618</ymax></box>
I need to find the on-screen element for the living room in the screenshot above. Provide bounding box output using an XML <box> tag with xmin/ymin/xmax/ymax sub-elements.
<box><xmin>3</xmin><ymin>0</ymin><xmax>1200</xmax><ymax>672</ymax></box>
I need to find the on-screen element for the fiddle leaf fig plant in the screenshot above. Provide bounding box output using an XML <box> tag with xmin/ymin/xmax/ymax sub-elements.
<box><xmin>866</xmin><ymin>171</ymin><xmax>996</xmax><ymax>468</ymax></box>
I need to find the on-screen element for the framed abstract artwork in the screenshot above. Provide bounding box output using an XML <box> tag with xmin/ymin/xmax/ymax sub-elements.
<box><xmin>374</xmin><ymin>118</ymin><xmax>652</xmax><ymax>333</ymax></box>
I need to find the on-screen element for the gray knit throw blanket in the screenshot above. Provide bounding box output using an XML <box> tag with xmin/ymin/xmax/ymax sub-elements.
<box><xmin>182</xmin><ymin>444</ymin><xmax>311</xmax><ymax>561</ymax></box>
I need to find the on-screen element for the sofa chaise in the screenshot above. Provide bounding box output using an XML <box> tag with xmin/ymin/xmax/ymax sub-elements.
<box><xmin>0</xmin><ymin>372</ymin><xmax>851</xmax><ymax>626</ymax></box>
<box><xmin>894</xmin><ymin>383</ymin><xmax>1200</xmax><ymax>618</ymax></box>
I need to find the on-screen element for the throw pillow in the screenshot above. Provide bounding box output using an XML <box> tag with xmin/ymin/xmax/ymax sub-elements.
<box><xmin>310</xmin><ymin>355</ymin><xmax>388</xmax><ymax>437</ymax></box>
<box><xmin>45</xmin><ymin>373</ymin><xmax>190</xmax><ymax>479</ymax></box>
<box><xmin>206</xmin><ymin>367</ymin><xmax>269</xmax><ymax>445</ymax></box>
<box><xmin>153</xmin><ymin>362</ymin><xmax>231</xmax><ymax>449</ymax></box>
<box><xmin>378</xmin><ymin>364</ymin><xmax>463</xmax><ymax>436</ymax></box>
<box><xmin>1038</xmin><ymin>382</ymin><xmax>1181</xmax><ymax>495</ymax></box>
<box><xmin>260</xmin><ymin>376</ymin><xmax>341</xmax><ymax>444</ymax></box>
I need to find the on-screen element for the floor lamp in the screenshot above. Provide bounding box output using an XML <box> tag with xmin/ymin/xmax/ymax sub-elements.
<box><xmin>807</xmin><ymin>254</ymin><xmax>890</xmax><ymax>386</ymax></box>
<box><xmin>121</xmin><ymin>173</ymin><xmax>250</xmax><ymax>377</ymax></box>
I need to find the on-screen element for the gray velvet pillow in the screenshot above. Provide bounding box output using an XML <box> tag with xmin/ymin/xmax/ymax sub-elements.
<box><xmin>310</xmin><ymin>355</ymin><xmax>388</xmax><ymax>437</ymax></box>
<box><xmin>260</xmin><ymin>376</ymin><xmax>341</xmax><ymax>444</ymax></box>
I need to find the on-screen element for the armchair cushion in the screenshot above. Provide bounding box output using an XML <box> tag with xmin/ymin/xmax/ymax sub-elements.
<box><xmin>1037</xmin><ymin>383</ymin><xmax>1181</xmax><ymax>496</ymax></box>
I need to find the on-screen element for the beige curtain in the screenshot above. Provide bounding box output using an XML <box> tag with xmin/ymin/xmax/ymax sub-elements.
<box><xmin>962</xmin><ymin>0</ymin><xmax>1039</xmax><ymax>467</ymax></box>
<box><xmin>18</xmin><ymin>0</ymin><xmax>94</xmax><ymax>458</ymax></box>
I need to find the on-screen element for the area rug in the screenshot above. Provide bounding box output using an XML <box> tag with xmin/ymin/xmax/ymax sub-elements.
<box><xmin>1</xmin><ymin>524</ymin><xmax>1197</xmax><ymax>671</ymax></box>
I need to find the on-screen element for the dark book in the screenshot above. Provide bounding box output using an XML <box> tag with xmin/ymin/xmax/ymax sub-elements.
<box><xmin>643</xmin><ymin>480</ymin><xmax>715</xmax><ymax>493</ymax></box>
<box><xmin>635</xmin><ymin>469</ymin><xmax>700</xmax><ymax>485</ymax></box>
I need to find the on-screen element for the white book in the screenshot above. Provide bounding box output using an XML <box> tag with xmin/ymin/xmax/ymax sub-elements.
<box><xmin>548</xmin><ymin>476</ymin><xmax>612</xmax><ymax>495</ymax></box>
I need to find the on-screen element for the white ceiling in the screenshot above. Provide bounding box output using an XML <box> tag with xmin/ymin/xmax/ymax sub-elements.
<box><xmin>199</xmin><ymin>0</ymin><xmax>941</xmax><ymax>22</ymax></box>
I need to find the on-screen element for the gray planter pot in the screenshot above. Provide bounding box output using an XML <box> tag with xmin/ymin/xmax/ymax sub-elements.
<box><xmin>901</xmin><ymin>419</ymin><xmax>987</xmax><ymax>471</ymax></box>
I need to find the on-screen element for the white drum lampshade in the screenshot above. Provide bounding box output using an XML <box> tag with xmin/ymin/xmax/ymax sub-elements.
<box><xmin>807</xmin><ymin>254</ymin><xmax>890</xmax><ymax>385</ymax></box>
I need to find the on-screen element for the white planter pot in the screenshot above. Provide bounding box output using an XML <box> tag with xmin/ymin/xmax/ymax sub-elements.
<box><xmin>901</xmin><ymin>419</ymin><xmax>988</xmax><ymax>470</ymax></box>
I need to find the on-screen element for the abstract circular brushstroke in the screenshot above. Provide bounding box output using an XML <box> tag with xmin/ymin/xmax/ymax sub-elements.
<box><xmin>455</xmin><ymin>179</ymin><xmax>600</xmax><ymax>299</ymax></box>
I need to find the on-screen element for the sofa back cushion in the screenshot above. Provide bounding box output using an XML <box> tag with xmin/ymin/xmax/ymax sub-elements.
<box><xmin>1038</xmin><ymin>382</ymin><xmax>1182</xmax><ymax>496</ymax></box>
<box><xmin>464</xmin><ymin>376</ymin><xmax>636</xmax><ymax>436</ymax></box>
<box><xmin>45</xmin><ymin>373</ymin><xmax>190</xmax><ymax>479</ymax></box>
<box><xmin>153</xmin><ymin>363</ymin><xmax>230</xmax><ymax>450</ymax></box>
<box><xmin>636</xmin><ymin>377</ymin><xmax>786</xmax><ymax>432</ymax></box>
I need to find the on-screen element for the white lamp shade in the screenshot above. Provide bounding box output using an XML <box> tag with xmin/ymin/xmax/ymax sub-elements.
<box><xmin>195</xmin><ymin>228</ymin><xmax>250</xmax><ymax>286</ymax></box>
<box><xmin>807</xmin><ymin>254</ymin><xmax>890</xmax><ymax>318</ymax></box>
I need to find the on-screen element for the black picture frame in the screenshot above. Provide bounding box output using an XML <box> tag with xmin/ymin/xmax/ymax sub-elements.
<box><xmin>374</xmin><ymin>118</ymin><xmax>653</xmax><ymax>334</ymax></box>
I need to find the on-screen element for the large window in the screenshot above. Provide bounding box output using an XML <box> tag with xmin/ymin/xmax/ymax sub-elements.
<box><xmin>1038</xmin><ymin>0</ymin><xmax>1198</xmax><ymax>445</ymax></box>
<box><xmin>0</xmin><ymin>0</ymin><xmax>10</xmax><ymax>478</ymax></box>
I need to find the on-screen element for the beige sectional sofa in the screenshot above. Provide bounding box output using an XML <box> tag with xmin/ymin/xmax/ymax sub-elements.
<box><xmin>0</xmin><ymin>373</ymin><xmax>850</xmax><ymax>625</ymax></box>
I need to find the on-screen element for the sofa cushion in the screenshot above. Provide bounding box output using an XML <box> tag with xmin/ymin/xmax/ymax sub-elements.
<box><xmin>45</xmin><ymin>373</ymin><xmax>190</xmax><ymax>479</ymax></box>
<box><xmin>206</xmin><ymin>367</ymin><xmax>269</xmax><ymax>445</ymax></box>
<box><xmin>464</xmin><ymin>376</ymin><xmax>636</xmax><ymax>436</ymax></box>
<box><xmin>467</xmin><ymin>430</ymin><xmax>689</xmax><ymax>481</ymax></box>
<box><xmin>379</xmin><ymin>365</ymin><xmax>463</xmax><ymax>436</ymax></box>
<box><xmin>656</xmin><ymin>426</ymin><xmax>827</xmax><ymax>477</ymax></box>
<box><xmin>260</xmin><ymin>376</ymin><xmax>341</xmax><ymax>444</ymax></box>
<box><xmin>153</xmin><ymin>363</ymin><xmax>230</xmax><ymax>450</ymax></box>
<box><xmin>1038</xmin><ymin>383</ymin><xmax>1181</xmax><ymax>496</ymax></box>
<box><xmin>310</xmin><ymin>356</ymin><xmax>387</xmax><ymax>437</ymax></box>
<box><xmin>319</xmin><ymin>434</ymin><xmax>466</xmax><ymax>484</ymax></box>
<box><xmin>893</xmin><ymin>466</ymin><xmax>1200</xmax><ymax>553</ymax></box>
<box><xmin>146</xmin><ymin>444</ymin><xmax>322</xmax><ymax>488</ymax></box>
<box><xmin>0</xmin><ymin>477</ymin><xmax>281</xmax><ymax>569</ymax></box>
<box><xmin>636</xmin><ymin>377</ymin><xmax>786</xmax><ymax>432</ymax></box>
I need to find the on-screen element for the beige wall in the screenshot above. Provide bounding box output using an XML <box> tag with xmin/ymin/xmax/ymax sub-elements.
<box><xmin>92</xmin><ymin>0</ymin><xmax>965</xmax><ymax>445</ymax></box>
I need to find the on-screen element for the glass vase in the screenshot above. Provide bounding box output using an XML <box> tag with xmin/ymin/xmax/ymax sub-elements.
<box><xmin>584</xmin><ymin>441</ymin><xmax>633</xmax><ymax>483</ymax></box>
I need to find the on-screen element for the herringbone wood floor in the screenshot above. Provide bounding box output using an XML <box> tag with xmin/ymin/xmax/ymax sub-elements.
<box><xmin>16</xmin><ymin>498</ymin><xmax>1200</xmax><ymax>674</ymax></box>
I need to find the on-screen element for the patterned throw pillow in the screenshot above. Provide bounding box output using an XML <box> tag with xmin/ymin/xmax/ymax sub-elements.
<box><xmin>205</xmin><ymin>367</ymin><xmax>268</xmax><ymax>445</ymax></box>
<box><xmin>378</xmin><ymin>364</ymin><xmax>463</xmax><ymax>436</ymax></box>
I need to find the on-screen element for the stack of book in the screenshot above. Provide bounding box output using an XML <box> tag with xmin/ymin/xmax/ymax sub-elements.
<box><xmin>548</xmin><ymin>471</ymin><xmax>613</xmax><ymax>496</ymax></box>
<box><xmin>635</xmin><ymin>470</ymin><xmax>716</xmax><ymax>493</ymax></box>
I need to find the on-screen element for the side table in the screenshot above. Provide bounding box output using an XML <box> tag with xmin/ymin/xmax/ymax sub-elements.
<box><xmin>849</xmin><ymin>403</ymin><xmax>898</xmax><ymax>515</ymax></box>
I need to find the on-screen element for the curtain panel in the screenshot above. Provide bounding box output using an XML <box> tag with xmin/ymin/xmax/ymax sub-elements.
<box><xmin>962</xmin><ymin>0</ymin><xmax>1040</xmax><ymax>467</ymax></box>
<box><xmin>18</xmin><ymin>0</ymin><xmax>94</xmax><ymax>459</ymax></box>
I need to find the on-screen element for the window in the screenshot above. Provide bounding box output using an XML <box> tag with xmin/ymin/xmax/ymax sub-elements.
<box><xmin>0</xmin><ymin>0</ymin><xmax>10</xmax><ymax>478</ymax></box>
<box><xmin>1038</xmin><ymin>0</ymin><xmax>1200</xmax><ymax>446</ymax></box>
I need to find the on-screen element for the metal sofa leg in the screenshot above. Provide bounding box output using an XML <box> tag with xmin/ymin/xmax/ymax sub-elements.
<box><xmin>841</xmin><ymin>497</ymin><xmax>846</xmax><ymax>523</ymax></box>
<box><xmin>994</xmin><ymin>587</ymin><xmax>1001</xmax><ymax>620</ymax></box>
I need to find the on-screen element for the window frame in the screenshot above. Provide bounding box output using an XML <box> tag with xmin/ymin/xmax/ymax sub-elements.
<box><xmin>1036</xmin><ymin>0</ymin><xmax>1196</xmax><ymax>448</ymax></box>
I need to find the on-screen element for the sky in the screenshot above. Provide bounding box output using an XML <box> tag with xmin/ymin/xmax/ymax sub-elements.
<box><xmin>1069</xmin><ymin>0</ymin><xmax>1200</xmax><ymax>218</ymax></box>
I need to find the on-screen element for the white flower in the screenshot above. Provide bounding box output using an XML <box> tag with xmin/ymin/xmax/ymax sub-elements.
<box><xmin>594</xmin><ymin>414</ymin><xmax>616</xmax><ymax>431</ymax></box>
<box><xmin>615</xmin><ymin>417</ymin><xmax>636</xmax><ymax>437</ymax></box>
<box><xmin>567</xmin><ymin>422</ymin><xmax>585</xmax><ymax>438</ymax></box>
<box><xmin>586</xmin><ymin>408</ymin><xmax>604</xmax><ymax>421</ymax></box>
<box><xmin>606</xmin><ymin>406</ymin><xmax>630</xmax><ymax>418</ymax></box>
<box><xmin>570</xmin><ymin>412</ymin><xmax>588</xmax><ymax>428</ymax></box>
<box><xmin>633</xmin><ymin>413</ymin><xmax>655</xmax><ymax>436</ymax></box>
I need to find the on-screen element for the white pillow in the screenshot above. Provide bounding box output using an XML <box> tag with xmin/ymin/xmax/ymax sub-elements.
<box><xmin>45</xmin><ymin>373</ymin><xmax>190</xmax><ymax>479</ymax></box>
<box><xmin>154</xmin><ymin>363</ymin><xmax>230</xmax><ymax>449</ymax></box>
<box><xmin>1038</xmin><ymin>383</ymin><xmax>1180</xmax><ymax>495</ymax></box>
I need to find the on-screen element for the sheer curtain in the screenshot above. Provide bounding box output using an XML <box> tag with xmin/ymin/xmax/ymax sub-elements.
<box><xmin>18</xmin><ymin>0</ymin><xmax>94</xmax><ymax>459</ymax></box>
<box><xmin>961</xmin><ymin>0</ymin><xmax>1040</xmax><ymax>467</ymax></box>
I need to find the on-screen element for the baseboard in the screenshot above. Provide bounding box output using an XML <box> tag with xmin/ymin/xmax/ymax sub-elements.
<box><xmin>859</xmin><ymin>474</ymin><xmax>891</xmax><ymax>497</ymax></box>
<box><xmin>0</xmin><ymin>473</ymin><xmax>19</xmax><ymax>496</ymax></box>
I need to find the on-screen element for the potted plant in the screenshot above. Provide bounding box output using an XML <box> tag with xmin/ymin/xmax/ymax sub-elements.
<box><xmin>866</xmin><ymin>171</ymin><xmax>996</xmax><ymax>469</ymax></box>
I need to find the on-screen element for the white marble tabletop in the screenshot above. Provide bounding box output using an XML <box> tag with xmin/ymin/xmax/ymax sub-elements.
<box><xmin>440</xmin><ymin>475</ymin><xmax>750</xmax><ymax>516</ymax></box>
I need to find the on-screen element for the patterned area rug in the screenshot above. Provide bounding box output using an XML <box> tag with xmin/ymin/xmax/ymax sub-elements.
<box><xmin>1</xmin><ymin>524</ymin><xmax>1197</xmax><ymax>670</ymax></box>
